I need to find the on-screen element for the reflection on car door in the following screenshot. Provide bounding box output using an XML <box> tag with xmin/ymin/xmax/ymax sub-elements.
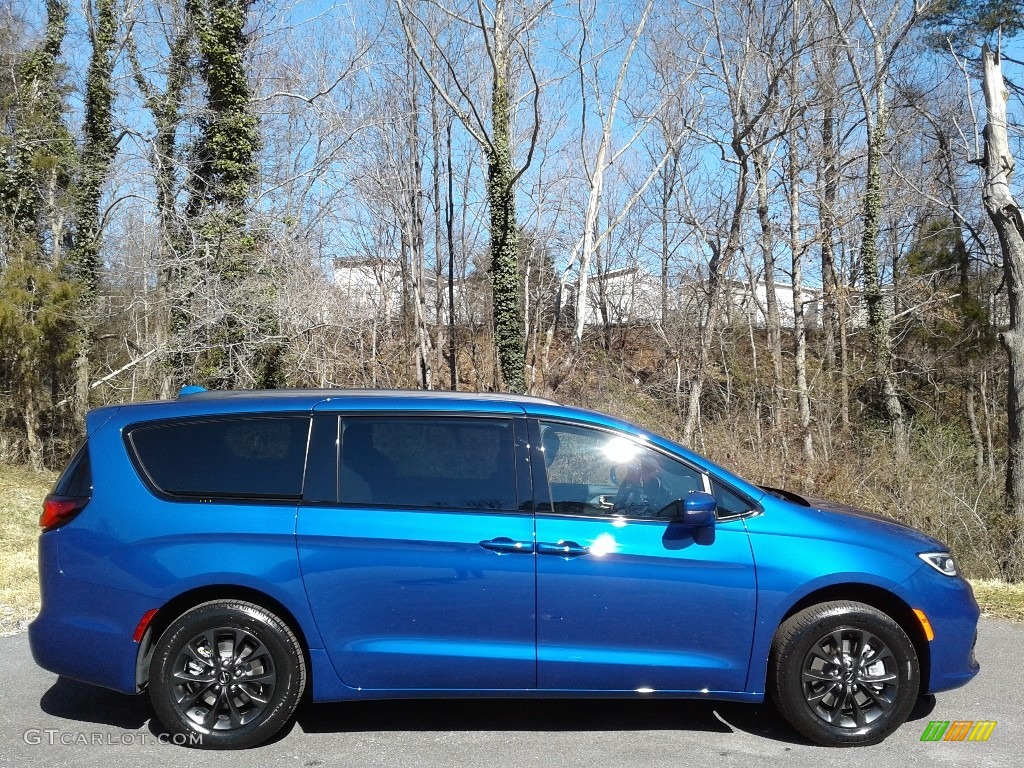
<box><xmin>532</xmin><ymin>420</ymin><xmax>757</xmax><ymax>692</ymax></box>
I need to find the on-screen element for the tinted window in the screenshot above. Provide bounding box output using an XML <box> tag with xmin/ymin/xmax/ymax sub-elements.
<box><xmin>340</xmin><ymin>417</ymin><xmax>516</xmax><ymax>510</ymax></box>
<box><xmin>129</xmin><ymin>416</ymin><xmax>310</xmax><ymax>499</ymax></box>
<box><xmin>539</xmin><ymin>422</ymin><xmax>704</xmax><ymax>518</ymax></box>
<box><xmin>54</xmin><ymin>444</ymin><xmax>92</xmax><ymax>497</ymax></box>
<box><xmin>712</xmin><ymin>479</ymin><xmax>754</xmax><ymax>519</ymax></box>
<box><xmin>303</xmin><ymin>415</ymin><xmax>339</xmax><ymax>503</ymax></box>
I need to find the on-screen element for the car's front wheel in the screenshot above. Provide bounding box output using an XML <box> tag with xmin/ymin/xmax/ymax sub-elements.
<box><xmin>769</xmin><ymin>600</ymin><xmax>919</xmax><ymax>746</ymax></box>
<box><xmin>149</xmin><ymin>600</ymin><xmax>306</xmax><ymax>749</ymax></box>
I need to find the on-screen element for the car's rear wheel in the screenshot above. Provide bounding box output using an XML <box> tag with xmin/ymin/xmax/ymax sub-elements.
<box><xmin>769</xmin><ymin>600</ymin><xmax>919</xmax><ymax>746</ymax></box>
<box><xmin>149</xmin><ymin>600</ymin><xmax>306</xmax><ymax>749</ymax></box>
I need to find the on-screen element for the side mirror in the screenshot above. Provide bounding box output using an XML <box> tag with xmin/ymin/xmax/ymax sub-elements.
<box><xmin>677</xmin><ymin>491</ymin><xmax>717</xmax><ymax>527</ymax></box>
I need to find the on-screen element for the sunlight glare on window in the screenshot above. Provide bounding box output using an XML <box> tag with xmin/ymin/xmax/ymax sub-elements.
<box><xmin>602</xmin><ymin>436</ymin><xmax>640</xmax><ymax>464</ymax></box>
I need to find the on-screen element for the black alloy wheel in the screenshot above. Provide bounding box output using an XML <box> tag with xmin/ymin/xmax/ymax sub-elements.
<box><xmin>149</xmin><ymin>600</ymin><xmax>306</xmax><ymax>749</ymax></box>
<box><xmin>769</xmin><ymin>600</ymin><xmax>919</xmax><ymax>746</ymax></box>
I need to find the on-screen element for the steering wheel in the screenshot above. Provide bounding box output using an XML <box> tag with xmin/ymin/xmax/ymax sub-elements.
<box><xmin>614</xmin><ymin>472</ymin><xmax>665</xmax><ymax>517</ymax></box>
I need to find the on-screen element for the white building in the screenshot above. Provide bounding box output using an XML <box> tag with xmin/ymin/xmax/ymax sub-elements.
<box><xmin>570</xmin><ymin>266</ymin><xmax>824</xmax><ymax>329</ymax></box>
<box><xmin>332</xmin><ymin>258</ymin><xmax>479</xmax><ymax>325</ymax></box>
<box><xmin>333</xmin><ymin>258</ymin><xmax>403</xmax><ymax>322</ymax></box>
<box><xmin>726</xmin><ymin>278</ymin><xmax>821</xmax><ymax>329</ymax></box>
<box><xmin>332</xmin><ymin>258</ymin><xmax>885</xmax><ymax>332</ymax></box>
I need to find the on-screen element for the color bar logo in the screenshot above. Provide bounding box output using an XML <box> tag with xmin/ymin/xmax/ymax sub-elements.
<box><xmin>920</xmin><ymin>720</ymin><xmax>997</xmax><ymax>742</ymax></box>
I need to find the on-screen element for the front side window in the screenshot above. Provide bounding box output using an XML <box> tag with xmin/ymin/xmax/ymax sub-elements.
<box><xmin>340</xmin><ymin>416</ymin><xmax>516</xmax><ymax>511</ymax></box>
<box><xmin>538</xmin><ymin>422</ymin><xmax>704</xmax><ymax>519</ymax></box>
<box><xmin>128</xmin><ymin>416</ymin><xmax>310</xmax><ymax>499</ymax></box>
<box><xmin>712</xmin><ymin>479</ymin><xmax>755</xmax><ymax>519</ymax></box>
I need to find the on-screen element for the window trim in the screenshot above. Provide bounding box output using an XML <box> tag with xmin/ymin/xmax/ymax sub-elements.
<box><xmin>528</xmin><ymin>417</ymin><xmax>762</xmax><ymax>522</ymax></box>
<box><xmin>124</xmin><ymin>413</ymin><xmax>312</xmax><ymax>503</ymax></box>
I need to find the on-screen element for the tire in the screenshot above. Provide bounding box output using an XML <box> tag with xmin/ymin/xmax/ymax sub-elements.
<box><xmin>768</xmin><ymin>600</ymin><xmax>919</xmax><ymax>747</ymax></box>
<box><xmin>149</xmin><ymin>600</ymin><xmax>306</xmax><ymax>749</ymax></box>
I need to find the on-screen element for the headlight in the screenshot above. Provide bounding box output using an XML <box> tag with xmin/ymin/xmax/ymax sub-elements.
<box><xmin>919</xmin><ymin>552</ymin><xmax>958</xmax><ymax>577</ymax></box>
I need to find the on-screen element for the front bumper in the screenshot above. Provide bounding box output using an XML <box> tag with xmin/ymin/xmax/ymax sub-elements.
<box><xmin>899</xmin><ymin>565</ymin><xmax>981</xmax><ymax>694</ymax></box>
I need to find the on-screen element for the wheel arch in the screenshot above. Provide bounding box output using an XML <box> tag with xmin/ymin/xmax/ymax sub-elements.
<box><xmin>774</xmin><ymin>583</ymin><xmax>930</xmax><ymax>697</ymax></box>
<box><xmin>134</xmin><ymin>584</ymin><xmax>313</xmax><ymax>694</ymax></box>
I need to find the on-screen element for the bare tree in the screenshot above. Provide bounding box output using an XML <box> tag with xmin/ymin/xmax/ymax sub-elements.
<box><xmin>396</xmin><ymin>0</ymin><xmax>550</xmax><ymax>392</ymax></box>
<box><xmin>825</xmin><ymin>0</ymin><xmax>936</xmax><ymax>455</ymax></box>
<box><xmin>567</xmin><ymin>0</ymin><xmax>654</xmax><ymax>346</ymax></box>
<box><xmin>785</xmin><ymin>0</ymin><xmax>814</xmax><ymax>467</ymax></box>
<box><xmin>679</xmin><ymin>0</ymin><xmax>796</xmax><ymax>445</ymax></box>
<box><xmin>980</xmin><ymin>43</ymin><xmax>1024</xmax><ymax>575</ymax></box>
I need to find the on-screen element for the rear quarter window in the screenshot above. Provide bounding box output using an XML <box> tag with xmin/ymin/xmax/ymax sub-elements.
<box><xmin>127</xmin><ymin>416</ymin><xmax>310</xmax><ymax>500</ymax></box>
<box><xmin>54</xmin><ymin>443</ymin><xmax>92</xmax><ymax>497</ymax></box>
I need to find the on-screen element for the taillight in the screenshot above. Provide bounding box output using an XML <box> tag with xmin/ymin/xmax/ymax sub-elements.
<box><xmin>40</xmin><ymin>495</ymin><xmax>89</xmax><ymax>530</ymax></box>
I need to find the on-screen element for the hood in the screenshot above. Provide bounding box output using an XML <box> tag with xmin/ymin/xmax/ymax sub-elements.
<box><xmin>760</xmin><ymin>485</ymin><xmax>946</xmax><ymax>549</ymax></box>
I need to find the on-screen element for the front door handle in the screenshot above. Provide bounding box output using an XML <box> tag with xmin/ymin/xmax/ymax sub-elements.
<box><xmin>537</xmin><ymin>540</ymin><xmax>589</xmax><ymax>558</ymax></box>
<box><xmin>479</xmin><ymin>537</ymin><xmax>534</xmax><ymax>554</ymax></box>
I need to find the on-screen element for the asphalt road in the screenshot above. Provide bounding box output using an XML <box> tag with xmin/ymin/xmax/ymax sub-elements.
<box><xmin>0</xmin><ymin>620</ymin><xmax>1020</xmax><ymax>768</ymax></box>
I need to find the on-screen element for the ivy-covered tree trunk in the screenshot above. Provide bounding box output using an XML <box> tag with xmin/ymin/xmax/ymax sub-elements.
<box><xmin>186</xmin><ymin>0</ymin><xmax>283</xmax><ymax>389</ymax></box>
<box><xmin>860</xmin><ymin>92</ymin><xmax>906</xmax><ymax>455</ymax></box>
<box><xmin>69</xmin><ymin>0</ymin><xmax>118</xmax><ymax>424</ymax></box>
<box><xmin>0</xmin><ymin>0</ymin><xmax>77</xmax><ymax>468</ymax></box>
<box><xmin>127</xmin><ymin>0</ymin><xmax>195</xmax><ymax>399</ymax></box>
<box><xmin>487</xmin><ymin>2</ymin><xmax>525</xmax><ymax>394</ymax></box>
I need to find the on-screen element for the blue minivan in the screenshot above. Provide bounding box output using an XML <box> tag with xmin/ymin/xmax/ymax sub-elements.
<box><xmin>30</xmin><ymin>389</ymin><xmax>979</xmax><ymax>749</ymax></box>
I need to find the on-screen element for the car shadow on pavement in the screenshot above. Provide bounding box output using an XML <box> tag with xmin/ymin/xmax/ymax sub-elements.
<box><xmin>39</xmin><ymin>676</ymin><xmax>154</xmax><ymax>731</ymax></box>
<box><xmin>296</xmin><ymin>698</ymin><xmax>815</xmax><ymax>746</ymax></box>
<box><xmin>37</xmin><ymin>676</ymin><xmax>939</xmax><ymax>748</ymax></box>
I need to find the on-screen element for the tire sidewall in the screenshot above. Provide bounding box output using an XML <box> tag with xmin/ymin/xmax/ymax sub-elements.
<box><xmin>149</xmin><ymin>602</ymin><xmax>303</xmax><ymax>749</ymax></box>
<box><xmin>774</xmin><ymin>605</ymin><xmax>919</xmax><ymax>746</ymax></box>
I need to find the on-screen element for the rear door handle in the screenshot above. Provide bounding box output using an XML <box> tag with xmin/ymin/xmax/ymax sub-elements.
<box><xmin>479</xmin><ymin>537</ymin><xmax>534</xmax><ymax>554</ymax></box>
<box><xmin>537</xmin><ymin>540</ymin><xmax>589</xmax><ymax>558</ymax></box>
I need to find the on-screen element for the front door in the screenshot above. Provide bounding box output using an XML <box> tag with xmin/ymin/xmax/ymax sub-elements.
<box><xmin>532</xmin><ymin>420</ymin><xmax>757</xmax><ymax>693</ymax></box>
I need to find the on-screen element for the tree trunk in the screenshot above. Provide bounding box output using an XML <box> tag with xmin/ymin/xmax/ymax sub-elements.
<box><xmin>403</xmin><ymin>30</ymin><xmax>432</xmax><ymax>390</ymax></box>
<box><xmin>683</xmin><ymin>154</ymin><xmax>749</xmax><ymax>445</ymax></box>
<box><xmin>751</xmin><ymin>144</ymin><xmax>784</xmax><ymax>428</ymax></box>
<box><xmin>789</xmin><ymin>129</ymin><xmax>814</xmax><ymax>468</ymax></box>
<box><xmin>572</xmin><ymin>0</ymin><xmax>654</xmax><ymax>346</ymax></box>
<box><xmin>982</xmin><ymin>369</ymin><xmax>997</xmax><ymax>481</ymax></box>
<box><xmin>817</xmin><ymin>66</ymin><xmax>849</xmax><ymax>430</ymax></box>
<box><xmin>980</xmin><ymin>44</ymin><xmax>1024</xmax><ymax>577</ymax></box>
<box><xmin>429</xmin><ymin>52</ymin><xmax>446</xmax><ymax>384</ymax></box>
<box><xmin>22</xmin><ymin>383</ymin><xmax>44</xmax><ymax>471</ymax></box>
<box><xmin>659</xmin><ymin>150</ymin><xmax>679</xmax><ymax>326</ymax></box>
<box><xmin>127</xmin><ymin>2</ymin><xmax>193</xmax><ymax>397</ymax></box>
<box><xmin>967</xmin><ymin>372</ymin><xmax>985</xmax><ymax>482</ymax></box>
<box><xmin>861</xmin><ymin>79</ymin><xmax>906</xmax><ymax>454</ymax></box>
<box><xmin>786</xmin><ymin>11</ymin><xmax>812</xmax><ymax>469</ymax></box>
<box><xmin>488</xmin><ymin>1</ymin><xmax>525</xmax><ymax>393</ymax></box>
<box><xmin>69</xmin><ymin>0</ymin><xmax>118</xmax><ymax>423</ymax></box>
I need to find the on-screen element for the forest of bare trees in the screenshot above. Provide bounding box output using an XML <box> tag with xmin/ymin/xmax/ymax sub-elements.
<box><xmin>3</xmin><ymin>0</ymin><xmax>1024</xmax><ymax>578</ymax></box>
